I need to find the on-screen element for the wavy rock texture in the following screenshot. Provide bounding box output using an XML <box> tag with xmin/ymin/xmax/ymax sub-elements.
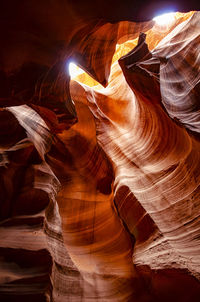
<box><xmin>0</xmin><ymin>4</ymin><xmax>200</xmax><ymax>302</ymax></box>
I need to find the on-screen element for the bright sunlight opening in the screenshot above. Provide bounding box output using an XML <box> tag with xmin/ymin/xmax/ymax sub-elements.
<box><xmin>68</xmin><ymin>62</ymin><xmax>84</xmax><ymax>79</ymax></box>
<box><xmin>153</xmin><ymin>12</ymin><xmax>176</xmax><ymax>26</ymax></box>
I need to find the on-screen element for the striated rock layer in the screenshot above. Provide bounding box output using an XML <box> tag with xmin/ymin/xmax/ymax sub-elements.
<box><xmin>0</xmin><ymin>3</ymin><xmax>200</xmax><ymax>302</ymax></box>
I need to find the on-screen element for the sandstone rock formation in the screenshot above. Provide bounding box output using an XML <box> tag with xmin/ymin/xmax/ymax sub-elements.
<box><xmin>0</xmin><ymin>2</ymin><xmax>200</xmax><ymax>301</ymax></box>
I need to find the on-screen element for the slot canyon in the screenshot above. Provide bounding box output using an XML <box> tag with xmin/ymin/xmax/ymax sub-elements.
<box><xmin>1</xmin><ymin>1</ymin><xmax>200</xmax><ymax>301</ymax></box>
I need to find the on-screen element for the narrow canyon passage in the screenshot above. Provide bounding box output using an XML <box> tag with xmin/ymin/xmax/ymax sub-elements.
<box><xmin>0</xmin><ymin>3</ymin><xmax>200</xmax><ymax>302</ymax></box>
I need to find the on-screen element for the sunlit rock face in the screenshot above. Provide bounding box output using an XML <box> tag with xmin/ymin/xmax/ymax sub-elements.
<box><xmin>0</xmin><ymin>2</ymin><xmax>200</xmax><ymax>301</ymax></box>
